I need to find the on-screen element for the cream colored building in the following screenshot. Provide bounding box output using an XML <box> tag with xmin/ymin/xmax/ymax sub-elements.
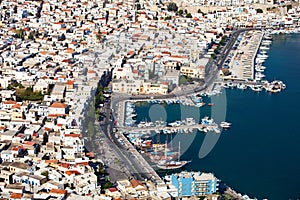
<box><xmin>112</xmin><ymin>79</ymin><xmax>168</xmax><ymax>95</ymax></box>
<box><xmin>180</xmin><ymin>65</ymin><xmax>205</xmax><ymax>79</ymax></box>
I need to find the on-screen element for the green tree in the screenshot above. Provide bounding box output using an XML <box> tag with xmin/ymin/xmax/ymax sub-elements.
<box><xmin>14</xmin><ymin>29</ymin><xmax>24</xmax><ymax>39</ymax></box>
<box><xmin>222</xmin><ymin>68</ymin><xmax>231</xmax><ymax>76</ymax></box>
<box><xmin>96</xmin><ymin>31</ymin><xmax>103</xmax><ymax>43</ymax></box>
<box><xmin>28</xmin><ymin>32</ymin><xmax>34</xmax><ymax>40</ymax></box>
<box><xmin>186</xmin><ymin>13</ymin><xmax>192</xmax><ymax>18</ymax></box>
<box><xmin>178</xmin><ymin>9</ymin><xmax>183</xmax><ymax>16</ymax></box>
<box><xmin>103</xmin><ymin>181</ymin><xmax>113</xmax><ymax>189</ymax></box>
<box><xmin>13</xmin><ymin>5</ymin><xmax>17</xmax><ymax>14</ymax></box>
<box><xmin>256</xmin><ymin>8</ymin><xmax>263</xmax><ymax>13</ymax></box>
<box><xmin>136</xmin><ymin>3</ymin><xmax>141</xmax><ymax>10</ymax></box>
<box><xmin>164</xmin><ymin>16</ymin><xmax>172</xmax><ymax>20</ymax></box>
<box><xmin>167</xmin><ymin>2</ymin><xmax>178</xmax><ymax>12</ymax></box>
<box><xmin>41</xmin><ymin>171</ymin><xmax>49</xmax><ymax>179</ymax></box>
<box><xmin>287</xmin><ymin>4</ymin><xmax>292</xmax><ymax>11</ymax></box>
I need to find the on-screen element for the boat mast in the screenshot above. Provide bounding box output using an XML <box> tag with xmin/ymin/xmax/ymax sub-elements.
<box><xmin>178</xmin><ymin>141</ymin><xmax>180</xmax><ymax>162</ymax></box>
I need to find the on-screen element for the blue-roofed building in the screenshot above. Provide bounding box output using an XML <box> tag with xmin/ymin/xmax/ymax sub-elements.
<box><xmin>169</xmin><ymin>171</ymin><xmax>218</xmax><ymax>197</ymax></box>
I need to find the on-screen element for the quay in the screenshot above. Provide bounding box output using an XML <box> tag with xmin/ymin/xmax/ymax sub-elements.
<box><xmin>113</xmin><ymin>125</ymin><xmax>163</xmax><ymax>184</ymax></box>
<box><xmin>122</xmin><ymin>123</ymin><xmax>219</xmax><ymax>134</ymax></box>
<box><xmin>223</xmin><ymin>30</ymin><xmax>263</xmax><ymax>81</ymax></box>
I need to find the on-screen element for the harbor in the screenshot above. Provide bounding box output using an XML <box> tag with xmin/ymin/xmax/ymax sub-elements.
<box><xmin>110</xmin><ymin>29</ymin><xmax>296</xmax><ymax>199</ymax></box>
<box><xmin>220</xmin><ymin>30</ymin><xmax>286</xmax><ymax>93</ymax></box>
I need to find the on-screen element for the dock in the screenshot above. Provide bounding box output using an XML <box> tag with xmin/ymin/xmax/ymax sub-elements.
<box><xmin>122</xmin><ymin>123</ymin><xmax>219</xmax><ymax>134</ymax></box>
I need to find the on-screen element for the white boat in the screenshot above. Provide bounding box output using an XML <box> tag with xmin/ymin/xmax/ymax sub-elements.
<box><xmin>157</xmin><ymin>142</ymin><xmax>190</xmax><ymax>170</ymax></box>
<box><xmin>220</xmin><ymin>121</ymin><xmax>231</xmax><ymax>129</ymax></box>
<box><xmin>257</xmin><ymin>54</ymin><xmax>268</xmax><ymax>59</ymax></box>
<box><xmin>255</xmin><ymin>67</ymin><xmax>265</xmax><ymax>72</ymax></box>
<box><xmin>259</xmin><ymin>46</ymin><xmax>270</xmax><ymax>50</ymax></box>
<box><xmin>250</xmin><ymin>85</ymin><xmax>263</xmax><ymax>92</ymax></box>
<box><xmin>264</xmin><ymin>34</ymin><xmax>273</xmax><ymax>40</ymax></box>
<box><xmin>157</xmin><ymin>160</ymin><xmax>190</xmax><ymax>170</ymax></box>
<box><xmin>265</xmin><ymin>80</ymin><xmax>286</xmax><ymax>93</ymax></box>
<box><xmin>195</xmin><ymin>102</ymin><xmax>206</xmax><ymax>107</ymax></box>
<box><xmin>237</xmin><ymin>83</ymin><xmax>247</xmax><ymax>90</ymax></box>
<box><xmin>256</xmin><ymin>58</ymin><xmax>266</xmax><ymax>64</ymax></box>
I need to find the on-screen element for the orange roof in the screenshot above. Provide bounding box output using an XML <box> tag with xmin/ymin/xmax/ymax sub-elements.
<box><xmin>65</xmin><ymin>48</ymin><xmax>75</xmax><ymax>54</ymax></box>
<box><xmin>23</xmin><ymin>141</ymin><xmax>35</xmax><ymax>146</ymax></box>
<box><xmin>10</xmin><ymin>193</ymin><xmax>22</xmax><ymax>199</ymax></box>
<box><xmin>12</xmin><ymin>104</ymin><xmax>21</xmax><ymax>109</ymax></box>
<box><xmin>4</xmin><ymin>100</ymin><xmax>16</xmax><ymax>105</ymax></box>
<box><xmin>45</xmin><ymin>159</ymin><xmax>59</xmax><ymax>164</ymax></box>
<box><xmin>130</xmin><ymin>179</ymin><xmax>143</xmax><ymax>188</ymax></box>
<box><xmin>50</xmin><ymin>189</ymin><xmax>67</xmax><ymax>195</ymax></box>
<box><xmin>64</xmin><ymin>134</ymin><xmax>80</xmax><ymax>138</ymax></box>
<box><xmin>86</xmin><ymin>152</ymin><xmax>95</xmax><ymax>157</ymax></box>
<box><xmin>66</xmin><ymin>80</ymin><xmax>74</xmax><ymax>85</ymax></box>
<box><xmin>65</xmin><ymin>170</ymin><xmax>81</xmax><ymax>176</ymax></box>
<box><xmin>39</xmin><ymin>51</ymin><xmax>48</xmax><ymax>55</ymax></box>
<box><xmin>50</xmin><ymin>102</ymin><xmax>68</xmax><ymax>108</ymax></box>
<box><xmin>87</xmin><ymin>70</ymin><xmax>96</xmax><ymax>73</ymax></box>
<box><xmin>48</xmin><ymin>114</ymin><xmax>65</xmax><ymax>118</ymax></box>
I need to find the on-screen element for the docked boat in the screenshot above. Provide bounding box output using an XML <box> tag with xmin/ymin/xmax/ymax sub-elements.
<box><xmin>265</xmin><ymin>80</ymin><xmax>286</xmax><ymax>93</ymax></box>
<box><xmin>250</xmin><ymin>85</ymin><xmax>263</xmax><ymax>92</ymax></box>
<box><xmin>237</xmin><ymin>83</ymin><xmax>247</xmax><ymax>90</ymax></box>
<box><xmin>264</xmin><ymin>34</ymin><xmax>273</xmax><ymax>40</ymax></box>
<box><xmin>195</xmin><ymin>102</ymin><xmax>206</xmax><ymax>107</ymax></box>
<box><xmin>157</xmin><ymin>160</ymin><xmax>190</xmax><ymax>170</ymax></box>
<box><xmin>259</xmin><ymin>46</ymin><xmax>270</xmax><ymax>51</ymax></box>
<box><xmin>220</xmin><ymin>121</ymin><xmax>231</xmax><ymax>129</ymax></box>
<box><xmin>157</xmin><ymin>142</ymin><xmax>190</xmax><ymax>170</ymax></box>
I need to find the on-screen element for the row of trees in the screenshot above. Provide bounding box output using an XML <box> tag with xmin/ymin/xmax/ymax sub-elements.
<box><xmin>16</xmin><ymin>87</ymin><xmax>44</xmax><ymax>101</ymax></box>
<box><xmin>167</xmin><ymin>3</ymin><xmax>193</xmax><ymax>19</ymax></box>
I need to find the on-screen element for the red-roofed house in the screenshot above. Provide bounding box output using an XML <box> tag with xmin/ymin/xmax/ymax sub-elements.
<box><xmin>49</xmin><ymin>189</ymin><xmax>67</xmax><ymax>198</ymax></box>
<box><xmin>106</xmin><ymin>187</ymin><xmax>122</xmax><ymax>198</ymax></box>
<box><xmin>10</xmin><ymin>193</ymin><xmax>22</xmax><ymax>199</ymax></box>
<box><xmin>49</xmin><ymin>102</ymin><xmax>69</xmax><ymax>116</ymax></box>
<box><xmin>2</xmin><ymin>100</ymin><xmax>16</xmax><ymax>109</ymax></box>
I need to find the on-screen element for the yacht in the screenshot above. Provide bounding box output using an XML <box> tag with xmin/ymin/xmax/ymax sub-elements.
<box><xmin>157</xmin><ymin>160</ymin><xmax>190</xmax><ymax>170</ymax></box>
<box><xmin>195</xmin><ymin>102</ymin><xmax>206</xmax><ymax>107</ymax></box>
<box><xmin>250</xmin><ymin>85</ymin><xmax>263</xmax><ymax>92</ymax></box>
<box><xmin>236</xmin><ymin>83</ymin><xmax>247</xmax><ymax>90</ymax></box>
<box><xmin>157</xmin><ymin>142</ymin><xmax>190</xmax><ymax>170</ymax></box>
<box><xmin>220</xmin><ymin>122</ymin><xmax>231</xmax><ymax>129</ymax></box>
<box><xmin>265</xmin><ymin>80</ymin><xmax>286</xmax><ymax>93</ymax></box>
<box><xmin>259</xmin><ymin>46</ymin><xmax>270</xmax><ymax>51</ymax></box>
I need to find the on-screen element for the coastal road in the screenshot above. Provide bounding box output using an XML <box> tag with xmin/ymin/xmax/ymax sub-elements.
<box><xmin>101</xmin><ymin>99</ymin><xmax>162</xmax><ymax>182</ymax></box>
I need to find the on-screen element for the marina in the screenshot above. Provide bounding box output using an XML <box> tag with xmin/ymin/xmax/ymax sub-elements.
<box><xmin>111</xmin><ymin>29</ymin><xmax>296</xmax><ymax>199</ymax></box>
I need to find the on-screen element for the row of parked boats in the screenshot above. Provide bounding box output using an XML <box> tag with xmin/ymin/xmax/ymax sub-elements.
<box><xmin>222</xmin><ymin>80</ymin><xmax>286</xmax><ymax>93</ymax></box>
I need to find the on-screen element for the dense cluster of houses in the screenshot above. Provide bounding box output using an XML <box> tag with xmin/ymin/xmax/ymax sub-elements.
<box><xmin>0</xmin><ymin>0</ymin><xmax>299</xmax><ymax>199</ymax></box>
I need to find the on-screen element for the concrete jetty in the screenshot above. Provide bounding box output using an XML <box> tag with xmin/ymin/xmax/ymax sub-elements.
<box><xmin>122</xmin><ymin>123</ymin><xmax>219</xmax><ymax>134</ymax></box>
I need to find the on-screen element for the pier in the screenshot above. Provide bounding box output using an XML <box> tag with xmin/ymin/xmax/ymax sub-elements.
<box><xmin>122</xmin><ymin>123</ymin><xmax>219</xmax><ymax>134</ymax></box>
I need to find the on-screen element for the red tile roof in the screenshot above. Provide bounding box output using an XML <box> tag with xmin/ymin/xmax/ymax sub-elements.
<box><xmin>50</xmin><ymin>102</ymin><xmax>68</xmax><ymax>108</ymax></box>
<box><xmin>10</xmin><ymin>193</ymin><xmax>22</xmax><ymax>199</ymax></box>
<box><xmin>50</xmin><ymin>189</ymin><xmax>67</xmax><ymax>195</ymax></box>
<box><xmin>108</xmin><ymin>188</ymin><xmax>118</xmax><ymax>192</ymax></box>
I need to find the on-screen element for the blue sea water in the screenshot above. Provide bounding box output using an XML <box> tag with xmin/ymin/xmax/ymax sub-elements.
<box><xmin>135</xmin><ymin>33</ymin><xmax>300</xmax><ymax>199</ymax></box>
